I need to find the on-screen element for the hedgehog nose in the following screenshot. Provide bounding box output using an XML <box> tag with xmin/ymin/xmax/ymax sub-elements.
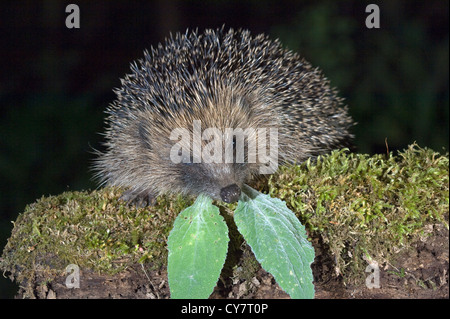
<box><xmin>220</xmin><ymin>184</ymin><xmax>241</xmax><ymax>203</ymax></box>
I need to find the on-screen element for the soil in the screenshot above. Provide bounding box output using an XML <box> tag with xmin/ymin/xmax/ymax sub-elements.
<box><xmin>16</xmin><ymin>222</ymin><xmax>448</xmax><ymax>299</ymax></box>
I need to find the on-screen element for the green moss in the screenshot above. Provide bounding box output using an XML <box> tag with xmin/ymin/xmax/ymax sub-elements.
<box><xmin>269</xmin><ymin>143</ymin><xmax>449</xmax><ymax>284</ymax></box>
<box><xmin>1</xmin><ymin>188</ymin><xmax>192</xmax><ymax>288</ymax></box>
<box><xmin>1</xmin><ymin>143</ymin><xmax>448</xmax><ymax>290</ymax></box>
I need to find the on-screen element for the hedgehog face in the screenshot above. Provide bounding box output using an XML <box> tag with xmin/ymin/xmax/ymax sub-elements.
<box><xmin>178</xmin><ymin>161</ymin><xmax>250</xmax><ymax>203</ymax></box>
<box><xmin>161</xmin><ymin>93</ymin><xmax>273</xmax><ymax>203</ymax></box>
<box><xmin>168</xmin><ymin>131</ymin><xmax>252</xmax><ymax>203</ymax></box>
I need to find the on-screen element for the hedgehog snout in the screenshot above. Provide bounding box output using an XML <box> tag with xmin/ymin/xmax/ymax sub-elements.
<box><xmin>220</xmin><ymin>183</ymin><xmax>241</xmax><ymax>203</ymax></box>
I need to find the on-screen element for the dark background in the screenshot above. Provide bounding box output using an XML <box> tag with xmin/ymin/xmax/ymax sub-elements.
<box><xmin>0</xmin><ymin>0</ymin><xmax>448</xmax><ymax>298</ymax></box>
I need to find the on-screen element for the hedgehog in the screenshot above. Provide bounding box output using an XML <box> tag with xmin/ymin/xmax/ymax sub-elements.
<box><xmin>94</xmin><ymin>27</ymin><xmax>354</xmax><ymax>206</ymax></box>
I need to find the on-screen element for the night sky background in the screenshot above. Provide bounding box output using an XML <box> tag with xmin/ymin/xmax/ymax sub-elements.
<box><xmin>0</xmin><ymin>0</ymin><xmax>448</xmax><ymax>297</ymax></box>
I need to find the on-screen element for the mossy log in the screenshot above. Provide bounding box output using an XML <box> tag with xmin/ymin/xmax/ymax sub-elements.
<box><xmin>1</xmin><ymin>144</ymin><xmax>448</xmax><ymax>298</ymax></box>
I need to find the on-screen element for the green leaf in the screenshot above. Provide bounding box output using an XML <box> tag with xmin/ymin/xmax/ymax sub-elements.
<box><xmin>167</xmin><ymin>194</ymin><xmax>229</xmax><ymax>299</ymax></box>
<box><xmin>234</xmin><ymin>185</ymin><xmax>315</xmax><ymax>299</ymax></box>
